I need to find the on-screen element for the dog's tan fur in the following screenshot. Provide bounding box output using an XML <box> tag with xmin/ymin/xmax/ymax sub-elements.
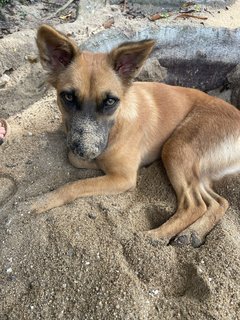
<box><xmin>34</xmin><ymin>25</ymin><xmax>240</xmax><ymax>246</ymax></box>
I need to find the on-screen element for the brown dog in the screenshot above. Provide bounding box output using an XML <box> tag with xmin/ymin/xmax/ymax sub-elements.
<box><xmin>34</xmin><ymin>25</ymin><xmax>240</xmax><ymax>246</ymax></box>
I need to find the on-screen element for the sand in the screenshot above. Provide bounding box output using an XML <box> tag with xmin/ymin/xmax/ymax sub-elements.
<box><xmin>0</xmin><ymin>1</ymin><xmax>240</xmax><ymax>319</ymax></box>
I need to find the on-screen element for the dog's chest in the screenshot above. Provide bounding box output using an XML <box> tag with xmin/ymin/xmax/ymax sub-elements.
<box><xmin>140</xmin><ymin>143</ymin><xmax>162</xmax><ymax>166</ymax></box>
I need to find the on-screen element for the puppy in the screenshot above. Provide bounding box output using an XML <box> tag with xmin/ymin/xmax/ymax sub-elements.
<box><xmin>34</xmin><ymin>25</ymin><xmax>240</xmax><ymax>246</ymax></box>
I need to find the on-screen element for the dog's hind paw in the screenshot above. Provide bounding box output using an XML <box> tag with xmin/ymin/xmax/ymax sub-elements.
<box><xmin>171</xmin><ymin>231</ymin><xmax>205</xmax><ymax>248</ymax></box>
<box><xmin>171</xmin><ymin>234</ymin><xmax>190</xmax><ymax>246</ymax></box>
<box><xmin>142</xmin><ymin>229</ymin><xmax>170</xmax><ymax>246</ymax></box>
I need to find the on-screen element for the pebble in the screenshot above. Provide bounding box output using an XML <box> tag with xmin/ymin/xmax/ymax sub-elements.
<box><xmin>88</xmin><ymin>212</ymin><xmax>97</xmax><ymax>220</ymax></box>
<box><xmin>149</xmin><ymin>288</ymin><xmax>159</xmax><ymax>297</ymax></box>
<box><xmin>26</xmin><ymin>54</ymin><xmax>38</xmax><ymax>63</ymax></box>
<box><xmin>0</xmin><ymin>74</ymin><xmax>10</xmax><ymax>88</ymax></box>
<box><xmin>198</xmin><ymin>267</ymin><xmax>203</xmax><ymax>273</ymax></box>
<box><xmin>6</xmin><ymin>267</ymin><xmax>12</xmax><ymax>273</ymax></box>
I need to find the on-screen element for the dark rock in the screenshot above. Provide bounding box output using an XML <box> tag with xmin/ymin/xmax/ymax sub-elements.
<box><xmin>88</xmin><ymin>212</ymin><xmax>97</xmax><ymax>220</ymax></box>
<box><xmin>81</xmin><ymin>25</ymin><xmax>240</xmax><ymax>91</ymax></box>
<box><xmin>227</xmin><ymin>64</ymin><xmax>240</xmax><ymax>108</ymax></box>
<box><xmin>136</xmin><ymin>57</ymin><xmax>167</xmax><ymax>82</ymax></box>
<box><xmin>110</xmin><ymin>0</ymin><xmax>236</xmax><ymax>9</ymax></box>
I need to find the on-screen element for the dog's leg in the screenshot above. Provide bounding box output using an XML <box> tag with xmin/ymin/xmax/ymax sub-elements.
<box><xmin>68</xmin><ymin>151</ymin><xmax>99</xmax><ymax>170</ymax></box>
<box><xmin>146</xmin><ymin>144</ymin><xmax>208</xmax><ymax>242</ymax></box>
<box><xmin>146</xmin><ymin>106</ymin><xmax>240</xmax><ymax>244</ymax></box>
<box><xmin>172</xmin><ymin>184</ymin><xmax>229</xmax><ymax>247</ymax></box>
<box><xmin>31</xmin><ymin>173</ymin><xmax>136</xmax><ymax>214</ymax></box>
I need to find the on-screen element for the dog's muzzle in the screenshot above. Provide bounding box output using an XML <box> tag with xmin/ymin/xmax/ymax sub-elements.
<box><xmin>67</xmin><ymin>129</ymin><xmax>108</xmax><ymax>160</ymax></box>
<box><xmin>69</xmin><ymin>139</ymin><xmax>102</xmax><ymax>160</ymax></box>
<box><xmin>67</xmin><ymin>117</ymin><xmax>110</xmax><ymax>160</ymax></box>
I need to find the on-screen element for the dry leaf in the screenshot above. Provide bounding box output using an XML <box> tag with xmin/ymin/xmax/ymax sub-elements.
<box><xmin>149</xmin><ymin>12</ymin><xmax>170</xmax><ymax>21</ymax></box>
<box><xmin>102</xmin><ymin>18</ymin><xmax>114</xmax><ymax>29</ymax></box>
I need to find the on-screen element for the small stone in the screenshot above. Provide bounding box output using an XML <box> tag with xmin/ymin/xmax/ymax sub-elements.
<box><xmin>6</xmin><ymin>267</ymin><xmax>12</xmax><ymax>273</ymax></box>
<box><xmin>26</xmin><ymin>54</ymin><xmax>38</xmax><ymax>64</ymax></box>
<box><xmin>137</xmin><ymin>57</ymin><xmax>167</xmax><ymax>82</ymax></box>
<box><xmin>0</xmin><ymin>74</ymin><xmax>10</xmax><ymax>88</ymax></box>
<box><xmin>149</xmin><ymin>288</ymin><xmax>159</xmax><ymax>297</ymax></box>
<box><xmin>88</xmin><ymin>212</ymin><xmax>97</xmax><ymax>219</ymax></box>
<box><xmin>67</xmin><ymin>248</ymin><xmax>74</xmax><ymax>257</ymax></box>
<box><xmin>102</xmin><ymin>17</ymin><xmax>114</xmax><ymax>29</ymax></box>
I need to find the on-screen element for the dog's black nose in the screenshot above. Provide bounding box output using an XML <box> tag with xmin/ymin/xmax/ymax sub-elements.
<box><xmin>70</xmin><ymin>141</ymin><xmax>84</xmax><ymax>157</ymax></box>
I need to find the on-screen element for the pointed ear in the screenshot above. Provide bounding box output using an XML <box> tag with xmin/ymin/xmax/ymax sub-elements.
<box><xmin>36</xmin><ymin>24</ymin><xmax>79</xmax><ymax>73</ymax></box>
<box><xmin>108</xmin><ymin>39</ymin><xmax>155</xmax><ymax>83</ymax></box>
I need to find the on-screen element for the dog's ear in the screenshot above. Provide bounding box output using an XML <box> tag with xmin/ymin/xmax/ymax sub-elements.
<box><xmin>36</xmin><ymin>25</ymin><xmax>79</xmax><ymax>73</ymax></box>
<box><xmin>109</xmin><ymin>39</ymin><xmax>155</xmax><ymax>83</ymax></box>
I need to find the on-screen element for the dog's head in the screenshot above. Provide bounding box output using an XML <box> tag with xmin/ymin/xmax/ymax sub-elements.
<box><xmin>37</xmin><ymin>25</ymin><xmax>154</xmax><ymax>160</ymax></box>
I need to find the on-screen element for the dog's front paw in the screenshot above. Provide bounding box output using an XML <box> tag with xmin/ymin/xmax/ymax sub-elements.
<box><xmin>31</xmin><ymin>192</ymin><xmax>57</xmax><ymax>214</ymax></box>
<box><xmin>31</xmin><ymin>196</ymin><xmax>49</xmax><ymax>214</ymax></box>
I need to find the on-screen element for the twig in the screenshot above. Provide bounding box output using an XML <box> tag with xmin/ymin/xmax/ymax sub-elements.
<box><xmin>123</xmin><ymin>0</ymin><xmax>128</xmax><ymax>12</ymax></box>
<box><xmin>47</xmin><ymin>0</ymin><xmax>75</xmax><ymax>19</ymax></box>
<box><xmin>204</xmin><ymin>8</ymin><xmax>214</xmax><ymax>16</ymax></box>
<box><xmin>175</xmin><ymin>13</ymin><xmax>208</xmax><ymax>20</ymax></box>
<box><xmin>75</xmin><ymin>1</ymin><xmax>80</xmax><ymax>20</ymax></box>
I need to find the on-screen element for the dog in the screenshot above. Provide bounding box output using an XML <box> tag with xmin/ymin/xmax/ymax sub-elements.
<box><xmin>34</xmin><ymin>24</ymin><xmax>240</xmax><ymax>247</ymax></box>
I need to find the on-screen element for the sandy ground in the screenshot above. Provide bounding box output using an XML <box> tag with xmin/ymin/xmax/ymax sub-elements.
<box><xmin>0</xmin><ymin>1</ymin><xmax>240</xmax><ymax>319</ymax></box>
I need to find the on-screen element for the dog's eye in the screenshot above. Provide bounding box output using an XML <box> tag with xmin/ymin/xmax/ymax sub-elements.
<box><xmin>99</xmin><ymin>94</ymin><xmax>119</xmax><ymax>115</ymax></box>
<box><xmin>105</xmin><ymin>98</ymin><xmax>117</xmax><ymax>107</ymax></box>
<box><xmin>103</xmin><ymin>97</ymin><xmax>119</xmax><ymax>110</ymax></box>
<box><xmin>60</xmin><ymin>91</ymin><xmax>76</xmax><ymax>108</ymax></box>
<box><xmin>63</xmin><ymin>93</ymin><xmax>74</xmax><ymax>102</ymax></box>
